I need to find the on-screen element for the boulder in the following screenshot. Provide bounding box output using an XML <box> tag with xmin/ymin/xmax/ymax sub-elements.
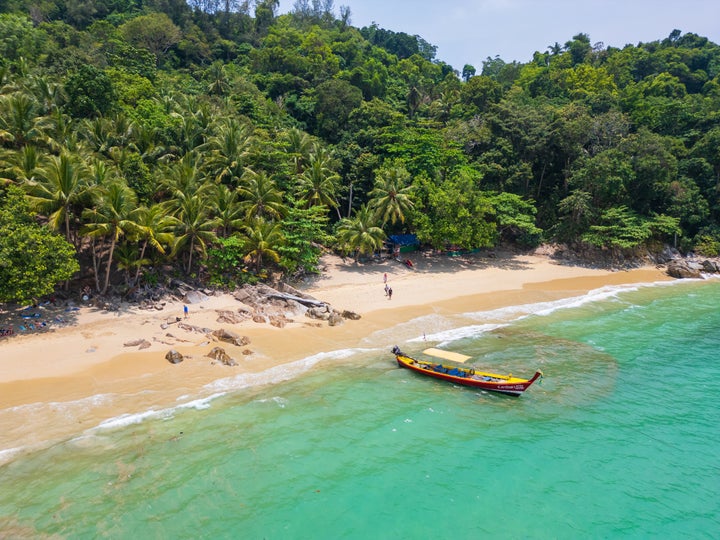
<box><xmin>341</xmin><ymin>310</ymin><xmax>361</xmax><ymax>320</ymax></box>
<box><xmin>328</xmin><ymin>312</ymin><xmax>344</xmax><ymax>326</ymax></box>
<box><xmin>657</xmin><ymin>246</ymin><xmax>682</xmax><ymax>264</ymax></box>
<box><xmin>233</xmin><ymin>288</ymin><xmax>255</xmax><ymax>305</ymax></box>
<box><xmin>216</xmin><ymin>310</ymin><xmax>246</xmax><ymax>324</ymax></box>
<box><xmin>212</xmin><ymin>328</ymin><xmax>250</xmax><ymax>347</ymax></box>
<box><xmin>206</xmin><ymin>346</ymin><xmax>237</xmax><ymax>366</ymax></box>
<box><xmin>166</xmin><ymin>350</ymin><xmax>184</xmax><ymax>364</ymax></box>
<box><xmin>306</xmin><ymin>306</ymin><xmax>331</xmax><ymax>320</ymax></box>
<box><xmin>701</xmin><ymin>259</ymin><xmax>720</xmax><ymax>273</ymax></box>
<box><xmin>269</xmin><ymin>315</ymin><xmax>292</xmax><ymax>328</ymax></box>
<box><xmin>178</xmin><ymin>322</ymin><xmax>213</xmax><ymax>334</ymax></box>
<box><xmin>184</xmin><ymin>290</ymin><xmax>210</xmax><ymax>304</ymax></box>
<box><xmin>666</xmin><ymin>259</ymin><xmax>702</xmax><ymax>279</ymax></box>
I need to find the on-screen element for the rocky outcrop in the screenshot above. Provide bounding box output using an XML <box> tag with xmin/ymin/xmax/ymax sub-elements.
<box><xmin>328</xmin><ymin>312</ymin><xmax>344</xmax><ymax>326</ymax></box>
<box><xmin>177</xmin><ymin>322</ymin><xmax>213</xmax><ymax>334</ymax></box>
<box><xmin>184</xmin><ymin>290</ymin><xmax>210</xmax><ymax>304</ymax></box>
<box><xmin>124</xmin><ymin>338</ymin><xmax>151</xmax><ymax>349</ymax></box>
<box><xmin>306</xmin><ymin>306</ymin><xmax>331</xmax><ymax>320</ymax></box>
<box><xmin>165</xmin><ymin>349</ymin><xmax>185</xmax><ymax>364</ymax></box>
<box><xmin>667</xmin><ymin>259</ymin><xmax>704</xmax><ymax>279</ymax></box>
<box><xmin>206</xmin><ymin>346</ymin><xmax>237</xmax><ymax>366</ymax></box>
<box><xmin>212</xmin><ymin>328</ymin><xmax>250</xmax><ymax>347</ymax></box>
<box><xmin>216</xmin><ymin>310</ymin><xmax>249</xmax><ymax>325</ymax></box>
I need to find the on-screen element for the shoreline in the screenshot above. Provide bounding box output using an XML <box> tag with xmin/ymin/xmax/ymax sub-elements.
<box><xmin>0</xmin><ymin>252</ymin><xmax>673</xmax><ymax>460</ymax></box>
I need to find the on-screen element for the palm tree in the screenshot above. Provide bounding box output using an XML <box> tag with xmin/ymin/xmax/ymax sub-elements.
<box><xmin>82</xmin><ymin>180</ymin><xmax>142</xmax><ymax>294</ymax></box>
<box><xmin>81</xmin><ymin>116</ymin><xmax>116</xmax><ymax>156</ymax></box>
<box><xmin>238</xmin><ymin>168</ymin><xmax>286</xmax><ymax>220</ymax></box>
<box><xmin>198</xmin><ymin>118</ymin><xmax>253</xmax><ymax>184</ymax></box>
<box><xmin>284</xmin><ymin>127</ymin><xmax>314</xmax><ymax>174</ymax></box>
<box><xmin>548</xmin><ymin>42</ymin><xmax>563</xmax><ymax>55</ymax></box>
<box><xmin>25</xmin><ymin>74</ymin><xmax>63</xmax><ymax>115</ymax></box>
<box><xmin>0</xmin><ymin>92</ymin><xmax>43</xmax><ymax>148</ymax></box>
<box><xmin>25</xmin><ymin>150</ymin><xmax>91</xmax><ymax>245</ymax></box>
<box><xmin>171</xmin><ymin>193</ymin><xmax>218</xmax><ymax>274</ymax></box>
<box><xmin>240</xmin><ymin>217</ymin><xmax>284</xmax><ymax>274</ymax></box>
<box><xmin>209</xmin><ymin>183</ymin><xmax>244</xmax><ymax>237</ymax></box>
<box><xmin>206</xmin><ymin>61</ymin><xmax>231</xmax><ymax>96</ymax></box>
<box><xmin>1</xmin><ymin>144</ymin><xmax>44</xmax><ymax>184</ymax></box>
<box><xmin>368</xmin><ymin>164</ymin><xmax>415</xmax><ymax>226</ymax></box>
<box><xmin>43</xmin><ymin>108</ymin><xmax>82</xmax><ymax>154</ymax></box>
<box><xmin>295</xmin><ymin>146</ymin><xmax>341</xmax><ymax>218</ymax></box>
<box><xmin>159</xmin><ymin>151</ymin><xmax>210</xmax><ymax>211</ymax></box>
<box><xmin>131</xmin><ymin>204</ymin><xmax>175</xmax><ymax>285</ymax></box>
<box><xmin>336</xmin><ymin>205</ymin><xmax>386</xmax><ymax>261</ymax></box>
<box><xmin>113</xmin><ymin>242</ymin><xmax>147</xmax><ymax>287</ymax></box>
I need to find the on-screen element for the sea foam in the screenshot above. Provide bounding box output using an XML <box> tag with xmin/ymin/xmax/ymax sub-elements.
<box><xmin>411</xmin><ymin>281</ymin><xmax>678</xmax><ymax>348</ymax></box>
<box><xmin>206</xmin><ymin>347</ymin><xmax>374</xmax><ymax>393</ymax></box>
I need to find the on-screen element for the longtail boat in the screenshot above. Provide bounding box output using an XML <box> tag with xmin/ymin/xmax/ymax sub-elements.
<box><xmin>392</xmin><ymin>345</ymin><xmax>543</xmax><ymax>397</ymax></box>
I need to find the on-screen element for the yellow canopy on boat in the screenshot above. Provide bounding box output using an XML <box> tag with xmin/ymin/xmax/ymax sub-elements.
<box><xmin>422</xmin><ymin>348</ymin><xmax>472</xmax><ymax>363</ymax></box>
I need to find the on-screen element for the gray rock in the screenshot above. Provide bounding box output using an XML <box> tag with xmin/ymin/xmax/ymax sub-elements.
<box><xmin>212</xmin><ymin>328</ymin><xmax>250</xmax><ymax>347</ymax></box>
<box><xmin>184</xmin><ymin>290</ymin><xmax>210</xmax><ymax>304</ymax></box>
<box><xmin>166</xmin><ymin>350</ymin><xmax>184</xmax><ymax>364</ymax></box>
<box><xmin>666</xmin><ymin>260</ymin><xmax>702</xmax><ymax>279</ymax></box>
<box><xmin>216</xmin><ymin>310</ymin><xmax>246</xmax><ymax>324</ymax></box>
<box><xmin>206</xmin><ymin>346</ymin><xmax>237</xmax><ymax>366</ymax></box>
<box><xmin>306</xmin><ymin>306</ymin><xmax>330</xmax><ymax>320</ymax></box>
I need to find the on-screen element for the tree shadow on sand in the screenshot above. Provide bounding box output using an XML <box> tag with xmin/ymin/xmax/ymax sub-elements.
<box><xmin>298</xmin><ymin>250</ymin><xmax>535</xmax><ymax>288</ymax></box>
<box><xmin>0</xmin><ymin>300</ymin><xmax>81</xmax><ymax>340</ymax></box>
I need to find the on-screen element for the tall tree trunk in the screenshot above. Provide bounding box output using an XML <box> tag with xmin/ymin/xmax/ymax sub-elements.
<box><xmin>102</xmin><ymin>235</ymin><xmax>117</xmax><ymax>295</ymax></box>
<box><xmin>186</xmin><ymin>237</ymin><xmax>195</xmax><ymax>274</ymax></box>
<box><xmin>64</xmin><ymin>209</ymin><xmax>71</xmax><ymax>244</ymax></box>
<box><xmin>133</xmin><ymin>240</ymin><xmax>148</xmax><ymax>286</ymax></box>
<box><xmin>347</xmin><ymin>183</ymin><xmax>353</xmax><ymax>218</ymax></box>
<box><xmin>91</xmin><ymin>237</ymin><xmax>101</xmax><ymax>292</ymax></box>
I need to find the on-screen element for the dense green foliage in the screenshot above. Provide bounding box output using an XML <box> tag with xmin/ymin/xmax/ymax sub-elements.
<box><xmin>0</xmin><ymin>185</ymin><xmax>79</xmax><ymax>303</ymax></box>
<box><xmin>1</xmin><ymin>1</ymin><xmax>719</xmax><ymax>299</ymax></box>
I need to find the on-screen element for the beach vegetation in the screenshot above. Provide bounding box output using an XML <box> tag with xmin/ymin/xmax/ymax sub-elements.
<box><xmin>239</xmin><ymin>216</ymin><xmax>285</xmax><ymax>274</ymax></box>
<box><xmin>0</xmin><ymin>2</ymin><xmax>718</xmax><ymax>300</ymax></box>
<box><xmin>336</xmin><ymin>204</ymin><xmax>386</xmax><ymax>261</ymax></box>
<box><xmin>0</xmin><ymin>184</ymin><xmax>79</xmax><ymax>303</ymax></box>
<box><xmin>693</xmin><ymin>232</ymin><xmax>720</xmax><ymax>257</ymax></box>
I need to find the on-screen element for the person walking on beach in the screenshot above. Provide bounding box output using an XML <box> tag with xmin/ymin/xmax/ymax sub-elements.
<box><xmin>384</xmin><ymin>283</ymin><xmax>389</xmax><ymax>296</ymax></box>
<box><xmin>388</xmin><ymin>287</ymin><xmax>393</xmax><ymax>300</ymax></box>
<box><xmin>383</xmin><ymin>272</ymin><xmax>387</xmax><ymax>284</ymax></box>
<box><xmin>184</xmin><ymin>304</ymin><xmax>189</xmax><ymax>318</ymax></box>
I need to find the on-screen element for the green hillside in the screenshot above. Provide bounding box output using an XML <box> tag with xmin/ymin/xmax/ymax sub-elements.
<box><xmin>1</xmin><ymin>1</ymin><xmax>719</xmax><ymax>302</ymax></box>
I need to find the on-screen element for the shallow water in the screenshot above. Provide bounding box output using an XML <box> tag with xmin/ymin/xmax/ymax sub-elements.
<box><xmin>1</xmin><ymin>279</ymin><xmax>719</xmax><ymax>538</ymax></box>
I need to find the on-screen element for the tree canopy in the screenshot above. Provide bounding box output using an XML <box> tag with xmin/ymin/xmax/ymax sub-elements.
<box><xmin>1</xmin><ymin>1</ymin><xmax>719</xmax><ymax>301</ymax></box>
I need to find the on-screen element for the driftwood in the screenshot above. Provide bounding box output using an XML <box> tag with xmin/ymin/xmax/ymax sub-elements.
<box><xmin>265</xmin><ymin>292</ymin><xmax>327</xmax><ymax>307</ymax></box>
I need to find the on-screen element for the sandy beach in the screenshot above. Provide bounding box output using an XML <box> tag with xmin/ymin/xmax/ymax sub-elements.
<box><xmin>0</xmin><ymin>250</ymin><xmax>672</xmax><ymax>458</ymax></box>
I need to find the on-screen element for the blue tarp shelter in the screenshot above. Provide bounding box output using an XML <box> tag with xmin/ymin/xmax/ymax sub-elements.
<box><xmin>387</xmin><ymin>234</ymin><xmax>419</xmax><ymax>254</ymax></box>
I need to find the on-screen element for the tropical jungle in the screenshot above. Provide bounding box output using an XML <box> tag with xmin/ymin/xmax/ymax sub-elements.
<box><xmin>1</xmin><ymin>0</ymin><xmax>719</xmax><ymax>304</ymax></box>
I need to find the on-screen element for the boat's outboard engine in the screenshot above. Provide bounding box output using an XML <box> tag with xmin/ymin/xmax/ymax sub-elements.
<box><xmin>391</xmin><ymin>345</ymin><xmax>402</xmax><ymax>355</ymax></box>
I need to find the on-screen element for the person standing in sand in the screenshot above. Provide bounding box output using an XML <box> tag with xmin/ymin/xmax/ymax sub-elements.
<box><xmin>388</xmin><ymin>287</ymin><xmax>393</xmax><ymax>300</ymax></box>
<box><xmin>184</xmin><ymin>305</ymin><xmax>189</xmax><ymax>318</ymax></box>
<box><xmin>383</xmin><ymin>272</ymin><xmax>387</xmax><ymax>284</ymax></box>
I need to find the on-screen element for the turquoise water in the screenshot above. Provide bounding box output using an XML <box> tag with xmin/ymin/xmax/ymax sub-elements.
<box><xmin>1</xmin><ymin>279</ymin><xmax>719</xmax><ymax>538</ymax></box>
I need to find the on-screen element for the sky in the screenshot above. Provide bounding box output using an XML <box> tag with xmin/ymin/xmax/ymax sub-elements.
<box><xmin>277</xmin><ymin>0</ymin><xmax>720</xmax><ymax>71</ymax></box>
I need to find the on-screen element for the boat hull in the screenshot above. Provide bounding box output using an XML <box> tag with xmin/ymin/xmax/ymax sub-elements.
<box><xmin>394</xmin><ymin>352</ymin><xmax>542</xmax><ymax>396</ymax></box>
